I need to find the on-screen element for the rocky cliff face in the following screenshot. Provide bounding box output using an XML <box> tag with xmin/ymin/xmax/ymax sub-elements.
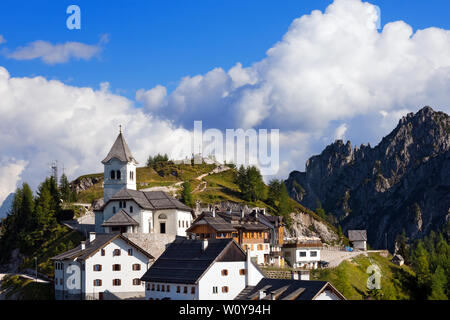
<box><xmin>286</xmin><ymin>107</ymin><xmax>450</xmax><ymax>250</ymax></box>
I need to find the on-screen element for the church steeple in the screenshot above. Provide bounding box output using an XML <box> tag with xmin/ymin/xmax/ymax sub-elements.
<box><xmin>102</xmin><ymin>128</ymin><xmax>137</xmax><ymax>202</ymax></box>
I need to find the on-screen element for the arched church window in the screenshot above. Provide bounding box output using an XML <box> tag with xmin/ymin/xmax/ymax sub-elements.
<box><xmin>130</xmin><ymin>171</ymin><xmax>134</xmax><ymax>181</ymax></box>
<box><xmin>116</xmin><ymin>170</ymin><xmax>121</xmax><ymax>179</ymax></box>
<box><xmin>110</xmin><ymin>170</ymin><xmax>116</xmax><ymax>180</ymax></box>
<box><xmin>158</xmin><ymin>214</ymin><xmax>167</xmax><ymax>220</ymax></box>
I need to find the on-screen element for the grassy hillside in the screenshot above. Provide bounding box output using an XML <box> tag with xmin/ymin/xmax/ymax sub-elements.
<box><xmin>311</xmin><ymin>253</ymin><xmax>417</xmax><ymax>300</ymax></box>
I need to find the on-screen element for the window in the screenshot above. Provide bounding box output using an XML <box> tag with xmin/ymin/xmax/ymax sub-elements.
<box><xmin>184</xmin><ymin>286</ymin><xmax>188</xmax><ymax>294</ymax></box>
<box><xmin>182</xmin><ymin>221</ymin><xmax>185</xmax><ymax>228</ymax></box>
<box><xmin>113</xmin><ymin>279</ymin><xmax>121</xmax><ymax>286</ymax></box>
<box><xmin>191</xmin><ymin>287</ymin><xmax>195</xmax><ymax>294</ymax></box>
<box><xmin>132</xmin><ymin>264</ymin><xmax>141</xmax><ymax>271</ymax></box>
<box><xmin>177</xmin><ymin>286</ymin><xmax>180</xmax><ymax>293</ymax></box>
<box><xmin>93</xmin><ymin>264</ymin><xmax>102</xmax><ymax>271</ymax></box>
<box><xmin>113</xmin><ymin>206</ymin><xmax>116</xmax><ymax>214</ymax></box>
<box><xmin>157</xmin><ymin>284</ymin><xmax>160</xmax><ymax>291</ymax></box>
<box><xmin>158</xmin><ymin>213</ymin><xmax>167</xmax><ymax>219</ymax></box>
<box><xmin>128</xmin><ymin>248</ymin><xmax>133</xmax><ymax>256</ymax></box>
<box><xmin>161</xmin><ymin>285</ymin><xmax>165</xmax><ymax>292</ymax></box>
<box><xmin>93</xmin><ymin>279</ymin><xmax>102</xmax><ymax>286</ymax></box>
<box><xmin>116</xmin><ymin>170</ymin><xmax>121</xmax><ymax>180</ymax></box>
<box><xmin>146</xmin><ymin>283</ymin><xmax>151</xmax><ymax>291</ymax></box>
<box><xmin>222</xmin><ymin>286</ymin><xmax>229</xmax><ymax>293</ymax></box>
<box><xmin>299</xmin><ymin>251</ymin><xmax>307</xmax><ymax>257</ymax></box>
<box><xmin>130</xmin><ymin>206</ymin><xmax>133</xmax><ymax>213</ymax></box>
<box><xmin>221</xmin><ymin>269</ymin><xmax>228</xmax><ymax>276</ymax></box>
<box><xmin>240</xmin><ymin>269</ymin><xmax>246</xmax><ymax>275</ymax></box>
<box><xmin>130</xmin><ymin>171</ymin><xmax>134</xmax><ymax>181</ymax></box>
<box><xmin>101</xmin><ymin>249</ymin><xmax>105</xmax><ymax>256</ymax></box>
<box><xmin>110</xmin><ymin>170</ymin><xmax>115</xmax><ymax>180</ymax></box>
<box><xmin>178</xmin><ymin>221</ymin><xmax>181</xmax><ymax>228</ymax></box>
<box><xmin>151</xmin><ymin>284</ymin><xmax>155</xmax><ymax>291</ymax></box>
<box><xmin>113</xmin><ymin>249</ymin><xmax>121</xmax><ymax>256</ymax></box>
<box><xmin>133</xmin><ymin>279</ymin><xmax>141</xmax><ymax>286</ymax></box>
<box><xmin>112</xmin><ymin>264</ymin><xmax>121</xmax><ymax>271</ymax></box>
<box><xmin>60</xmin><ymin>279</ymin><xmax>63</xmax><ymax>285</ymax></box>
<box><xmin>213</xmin><ymin>287</ymin><xmax>218</xmax><ymax>294</ymax></box>
<box><xmin>167</xmin><ymin>285</ymin><xmax>170</xmax><ymax>292</ymax></box>
<box><xmin>310</xmin><ymin>251</ymin><xmax>318</xmax><ymax>257</ymax></box>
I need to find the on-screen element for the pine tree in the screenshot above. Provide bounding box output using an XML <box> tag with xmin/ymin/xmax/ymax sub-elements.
<box><xmin>181</xmin><ymin>182</ymin><xmax>194</xmax><ymax>208</ymax></box>
<box><xmin>428</xmin><ymin>266</ymin><xmax>447</xmax><ymax>300</ymax></box>
<box><xmin>59</xmin><ymin>173</ymin><xmax>72</xmax><ymax>203</ymax></box>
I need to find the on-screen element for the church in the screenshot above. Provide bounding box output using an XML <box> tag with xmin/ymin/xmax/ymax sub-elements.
<box><xmin>94</xmin><ymin>129</ymin><xmax>194</xmax><ymax>237</ymax></box>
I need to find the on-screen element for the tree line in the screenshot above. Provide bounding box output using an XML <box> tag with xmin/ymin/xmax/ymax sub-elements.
<box><xmin>0</xmin><ymin>175</ymin><xmax>74</xmax><ymax>264</ymax></box>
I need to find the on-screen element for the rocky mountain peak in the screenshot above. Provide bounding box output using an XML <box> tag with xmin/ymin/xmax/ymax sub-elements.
<box><xmin>286</xmin><ymin>106</ymin><xmax>450</xmax><ymax>250</ymax></box>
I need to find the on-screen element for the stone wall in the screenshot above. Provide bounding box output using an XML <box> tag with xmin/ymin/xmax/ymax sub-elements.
<box><xmin>123</xmin><ymin>233</ymin><xmax>177</xmax><ymax>260</ymax></box>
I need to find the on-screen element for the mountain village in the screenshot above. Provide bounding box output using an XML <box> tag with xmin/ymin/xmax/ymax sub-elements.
<box><xmin>48</xmin><ymin>130</ymin><xmax>371</xmax><ymax>301</ymax></box>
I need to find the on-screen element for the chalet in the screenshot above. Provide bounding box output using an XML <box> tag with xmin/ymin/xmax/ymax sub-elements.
<box><xmin>51</xmin><ymin>232</ymin><xmax>154</xmax><ymax>300</ymax></box>
<box><xmin>186</xmin><ymin>209</ymin><xmax>271</xmax><ymax>264</ymax></box>
<box><xmin>282</xmin><ymin>237</ymin><xmax>322</xmax><ymax>269</ymax></box>
<box><xmin>235</xmin><ymin>278</ymin><xmax>346</xmax><ymax>300</ymax></box>
<box><xmin>348</xmin><ymin>230</ymin><xmax>368</xmax><ymax>251</ymax></box>
<box><xmin>140</xmin><ymin>238</ymin><xmax>265</xmax><ymax>300</ymax></box>
<box><xmin>248</xmin><ymin>208</ymin><xmax>284</xmax><ymax>267</ymax></box>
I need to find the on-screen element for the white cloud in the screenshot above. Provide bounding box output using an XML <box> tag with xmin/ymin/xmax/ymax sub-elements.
<box><xmin>0</xmin><ymin>35</ymin><xmax>5</xmax><ymax>45</ymax></box>
<box><xmin>0</xmin><ymin>158</ymin><xmax>28</xmax><ymax>204</ymax></box>
<box><xmin>0</xmin><ymin>66</ymin><xmax>192</xmax><ymax>192</ymax></box>
<box><xmin>136</xmin><ymin>0</ymin><xmax>450</xmax><ymax>176</ymax></box>
<box><xmin>6</xmin><ymin>36</ymin><xmax>109</xmax><ymax>64</ymax></box>
<box><xmin>334</xmin><ymin>123</ymin><xmax>348</xmax><ymax>140</ymax></box>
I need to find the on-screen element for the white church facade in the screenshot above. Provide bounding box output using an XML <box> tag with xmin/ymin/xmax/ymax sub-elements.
<box><xmin>94</xmin><ymin>130</ymin><xmax>194</xmax><ymax>237</ymax></box>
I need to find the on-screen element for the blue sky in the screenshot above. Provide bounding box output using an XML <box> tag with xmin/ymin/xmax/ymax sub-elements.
<box><xmin>0</xmin><ymin>0</ymin><xmax>449</xmax><ymax>203</ymax></box>
<box><xmin>0</xmin><ymin>0</ymin><xmax>449</xmax><ymax>100</ymax></box>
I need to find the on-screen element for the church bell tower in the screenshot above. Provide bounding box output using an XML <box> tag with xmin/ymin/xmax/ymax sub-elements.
<box><xmin>102</xmin><ymin>126</ymin><xmax>138</xmax><ymax>202</ymax></box>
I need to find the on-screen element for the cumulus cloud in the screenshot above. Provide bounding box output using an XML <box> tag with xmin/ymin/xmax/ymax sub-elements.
<box><xmin>134</xmin><ymin>0</ymin><xmax>450</xmax><ymax>175</ymax></box>
<box><xmin>6</xmin><ymin>35</ymin><xmax>109</xmax><ymax>64</ymax></box>
<box><xmin>334</xmin><ymin>124</ymin><xmax>348</xmax><ymax>140</ymax></box>
<box><xmin>0</xmin><ymin>66</ymin><xmax>192</xmax><ymax>194</ymax></box>
<box><xmin>0</xmin><ymin>158</ymin><xmax>28</xmax><ymax>204</ymax></box>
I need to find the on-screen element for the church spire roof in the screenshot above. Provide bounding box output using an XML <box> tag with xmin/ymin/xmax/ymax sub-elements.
<box><xmin>102</xmin><ymin>130</ymin><xmax>138</xmax><ymax>164</ymax></box>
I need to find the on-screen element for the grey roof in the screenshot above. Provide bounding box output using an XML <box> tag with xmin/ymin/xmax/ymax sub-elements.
<box><xmin>102</xmin><ymin>132</ymin><xmax>138</xmax><ymax>164</ymax></box>
<box><xmin>51</xmin><ymin>233</ymin><xmax>153</xmax><ymax>261</ymax></box>
<box><xmin>348</xmin><ymin>230</ymin><xmax>368</xmax><ymax>241</ymax></box>
<box><xmin>102</xmin><ymin>209</ymin><xmax>139</xmax><ymax>227</ymax></box>
<box><xmin>140</xmin><ymin>238</ymin><xmax>245</xmax><ymax>284</ymax></box>
<box><xmin>187</xmin><ymin>212</ymin><xmax>236</xmax><ymax>233</ymax></box>
<box><xmin>236</xmin><ymin>278</ymin><xmax>346</xmax><ymax>300</ymax></box>
<box><xmin>104</xmin><ymin>189</ymin><xmax>193</xmax><ymax>213</ymax></box>
<box><xmin>216</xmin><ymin>211</ymin><xmax>270</xmax><ymax>232</ymax></box>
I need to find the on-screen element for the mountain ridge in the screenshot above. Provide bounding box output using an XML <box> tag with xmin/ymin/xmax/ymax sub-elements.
<box><xmin>286</xmin><ymin>106</ymin><xmax>450</xmax><ymax>250</ymax></box>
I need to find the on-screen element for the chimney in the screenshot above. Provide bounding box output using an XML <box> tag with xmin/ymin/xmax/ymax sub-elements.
<box><xmin>201</xmin><ymin>239</ymin><xmax>209</xmax><ymax>252</ymax></box>
<box><xmin>227</xmin><ymin>208</ymin><xmax>232</xmax><ymax>214</ymax></box>
<box><xmin>81</xmin><ymin>241</ymin><xmax>86</xmax><ymax>250</ymax></box>
<box><xmin>241</xmin><ymin>209</ymin><xmax>245</xmax><ymax>219</ymax></box>
<box><xmin>300</xmin><ymin>270</ymin><xmax>310</xmax><ymax>281</ymax></box>
<box><xmin>259</xmin><ymin>290</ymin><xmax>267</xmax><ymax>300</ymax></box>
<box><xmin>212</xmin><ymin>208</ymin><xmax>216</xmax><ymax>217</ymax></box>
<box><xmin>89</xmin><ymin>232</ymin><xmax>96</xmax><ymax>243</ymax></box>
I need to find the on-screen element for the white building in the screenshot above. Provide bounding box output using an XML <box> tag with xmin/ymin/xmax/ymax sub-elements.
<box><xmin>51</xmin><ymin>232</ymin><xmax>154</xmax><ymax>300</ymax></box>
<box><xmin>282</xmin><ymin>238</ymin><xmax>322</xmax><ymax>269</ymax></box>
<box><xmin>348</xmin><ymin>230</ymin><xmax>368</xmax><ymax>251</ymax></box>
<box><xmin>94</xmin><ymin>130</ymin><xmax>194</xmax><ymax>237</ymax></box>
<box><xmin>235</xmin><ymin>278</ymin><xmax>346</xmax><ymax>300</ymax></box>
<box><xmin>140</xmin><ymin>238</ymin><xmax>265</xmax><ymax>300</ymax></box>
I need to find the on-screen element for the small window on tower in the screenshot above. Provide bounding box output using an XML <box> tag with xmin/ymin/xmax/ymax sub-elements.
<box><xmin>116</xmin><ymin>170</ymin><xmax>121</xmax><ymax>179</ymax></box>
<box><xmin>110</xmin><ymin>170</ymin><xmax>115</xmax><ymax>180</ymax></box>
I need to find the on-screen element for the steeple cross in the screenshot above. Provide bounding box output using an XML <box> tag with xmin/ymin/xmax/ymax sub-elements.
<box><xmin>119</xmin><ymin>124</ymin><xmax>123</xmax><ymax>133</ymax></box>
